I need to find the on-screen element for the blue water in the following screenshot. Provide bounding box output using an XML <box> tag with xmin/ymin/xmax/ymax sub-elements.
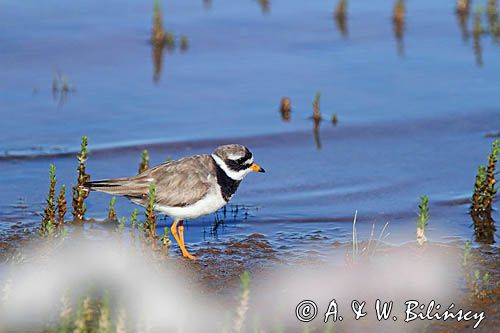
<box><xmin>1</xmin><ymin>0</ymin><xmax>499</xmax><ymax>249</ymax></box>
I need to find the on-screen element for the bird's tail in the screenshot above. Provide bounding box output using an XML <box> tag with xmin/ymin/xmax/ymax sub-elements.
<box><xmin>82</xmin><ymin>177</ymin><xmax>141</xmax><ymax>196</ymax></box>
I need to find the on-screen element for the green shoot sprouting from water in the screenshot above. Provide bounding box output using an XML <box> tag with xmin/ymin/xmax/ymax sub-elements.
<box><xmin>471</xmin><ymin>165</ymin><xmax>487</xmax><ymax>213</ymax></box>
<box><xmin>416</xmin><ymin>195</ymin><xmax>429</xmax><ymax>245</ymax></box>
<box><xmin>138</xmin><ymin>150</ymin><xmax>150</xmax><ymax>174</ymax></box>
<box><xmin>160</xmin><ymin>227</ymin><xmax>171</xmax><ymax>247</ymax></box>
<box><xmin>131</xmin><ymin>208</ymin><xmax>138</xmax><ymax>228</ymax></box>
<box><xmin>144</xmin><ymin>183</ymin><xmax>158</xmax><ymax>240</ymax></box>
<box><xmin>160</xmin><ymin>227</ymin><xmax>171</xmax><ymax>255</ymax></box>
<box><xmin>473</xmin><ymin>5</ymin><xmax>484</xmax><ymax>36</ymax></box>
<box><xmin>118</xmin><ymin>217</ymin><xmax>126</xmax><ymax>233</ymax></box>
<box><xmin>72</xmin><ymin>136</ymin><xmax>89</xmax><ymax>221</ymax></box>
<box><xmin>233</xmin><ymin>271</ymin><xmax>251</xmax><ymax>333</ymax></box>
<box><xmin>152</xmin><ymin>0</ymin><xmax>165</xmax><ymax>45</ymax></box>
<box><xmin>463</xmin><ymin>241</ymin><xmax>472</xmax><ymax>268</ymax></box>
<box><xmin>107</xmin><ymin>197</ymin><xmax>117</xmax><ymax>222</ymax></box>
<box><xmin>482</xmin><ymin>140</ymin><xmax>499</xmax><ymax>213</ymax></box>
<box><xmin>470</xmin><ymin>140</ymin><xmax>498</xmax><ymax>243</ymax></box>
<box><xmin>312</xmin><ymin>91</ymin><xmax>321</xmax><ymax>122</ymax></box>
<box><xmin>56</xmin><ymin>184</ymin><xmax>67</xmax><ymax>228</ymax></box>
<box><xmin>393</xmin><ymin>0</ymin><xmax>405</xmax><ymax>23</ymax></box>
<box><xmin>471</xmin><ymin>270</ymin><xmax>492</xmax><ymax>299</ymax></box>
<box><xmin>471</xmin><ymin>140</ymin><xmax>499</xmax><ymax>213</ymax></box>
<box><xmin>40</xmin><ymin>164</ymin><xmax>57</xmax><ymax>236</ymax></box>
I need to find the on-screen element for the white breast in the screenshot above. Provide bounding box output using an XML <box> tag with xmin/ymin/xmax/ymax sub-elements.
<box><xmin>154</xmin><ymin>186</ymin><xmax>227</xmax><ymax>220</ymax></box>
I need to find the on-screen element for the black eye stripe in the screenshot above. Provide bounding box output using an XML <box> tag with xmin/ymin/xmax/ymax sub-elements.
<box><xmin>235</xmin><ymin>149</ymin><xmax>252</xmax><ymax>165</ymax></box>
<box><xmin>225</xmin><ymin>159</ymin><xmax>251</xmax><ymax>171</ymax></box>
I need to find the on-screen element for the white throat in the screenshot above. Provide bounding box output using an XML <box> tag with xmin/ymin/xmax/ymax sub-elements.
<box><xmin>211</xmin><ymin>154</ymin><xmax>251</xmax><ymax>181</ymax></box>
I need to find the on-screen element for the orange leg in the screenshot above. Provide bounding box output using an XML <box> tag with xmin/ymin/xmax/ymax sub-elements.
<box><xmin>170</xmin><ymin>220</ymin><xmax>182</xmax><ymax>250</ymax></box>
<box><xmin>178</xmin><ymin>220</ymin><xmax>196</xmax><ymax>260</ymax></box>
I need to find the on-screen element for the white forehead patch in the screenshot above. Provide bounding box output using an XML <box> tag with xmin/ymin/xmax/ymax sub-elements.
<box><xmin>228</xmin><ymin>153</ymin><xmax>244</xmax><ymax>160</ymax></box>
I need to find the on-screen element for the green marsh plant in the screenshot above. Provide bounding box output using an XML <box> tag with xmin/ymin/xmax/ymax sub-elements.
<box><xmin>72</xmin><ymin>136</ymin><xmax>90</xmax><ymax>221</ymax></box>
<box><xmin>144</xmin><ymin>183</ymin><xmax>158</xmax><ymax>241</ymax></box>
<box><xmin>160</xmin><ymin>227</ymin><xmax>171</xmax><ymax>255</ymax></box>
<box><xmin>471</xmin><ymin>270</ymin><xmax>492</xmax><ymax>299</ymax></box>
<box><xmin>118</xmin><ymin>217</ymin><xmax>126</xmax><ymax>233</ymax></box>
<box><xmin>416</xmin><ymin>195</ymin><xmax>430</xmax><ymax>246</ymax></box>
<box><xmin>40</xmin><ymin>164</ymin><xmax>57</xmax><ymax>237</ymax></box>
<box><xmin>107</xmin><ymin>197</ymin><xmax>117</xmax><ymax>222</ymax></box>
<box><xmin>138</xmin><ymin>150</ymin><xmax>150</xmax><ymax>174</ymax></box>
<box><xmin>312</xmin><ymin>91</ymin><xmax>322</xmax><ymax>123</ymax></box>
<box><xmin>470</xmin><ymin>140</ymin><xmax>498</xmax><ymax>243</ymax></box>
<box><xmin>56</xmin><ymin>184</ymin><xmax>67</xmax><ymax>228</ymax></box>
<box><xmin>279</xmin><ymin>96</ymin><xmax>291</xmax><ymax>121</ymax></box>
<box><xmin>233</xmin><ymin>271</ymin><xmax>251</xmax><ymax>333</ymax></box>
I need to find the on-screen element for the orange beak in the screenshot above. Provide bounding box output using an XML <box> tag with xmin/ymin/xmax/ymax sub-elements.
<box><xmin>251</xmin><ymin>163</ymin><xmax>265</xmax><ymax>173</ymax></box>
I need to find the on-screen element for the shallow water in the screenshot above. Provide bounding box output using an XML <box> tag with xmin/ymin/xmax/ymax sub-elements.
<box><xmin>1</xmin><ymin>0</ymin><xmax>499</xmax><ymax>250</ymax></box>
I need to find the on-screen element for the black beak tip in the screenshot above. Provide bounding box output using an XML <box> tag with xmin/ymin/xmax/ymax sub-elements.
<box><xmin>259</xmin><ymin>168</ymin><xmax>266</xmax><ymax>173</ymax></box>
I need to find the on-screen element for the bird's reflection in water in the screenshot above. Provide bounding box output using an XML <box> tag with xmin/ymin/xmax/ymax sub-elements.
<box><xmin>392</xmin><ymin>0</ymin><xmax>405</xmax><ymax>57</ymax></box>
<box><xmin>334</xmin><ymin>0</ymin><xmax>348</xmax><ymax>37</ymax></box>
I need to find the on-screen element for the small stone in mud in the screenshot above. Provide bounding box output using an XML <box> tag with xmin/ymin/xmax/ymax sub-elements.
<box><xmin>248</xmin><ymin>233</ymin><xmax>265</xmax><ymax>239</ymax></box>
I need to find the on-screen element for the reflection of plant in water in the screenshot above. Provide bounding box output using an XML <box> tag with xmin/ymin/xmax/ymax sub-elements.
<box><xmin>416</xmin><ymin>195</ymin><xmax>430</xmax><ymax>246</ymax></box>
<box><xmin>471</xmin><ymin>270</ymin><xmax>492</xmax><ymax>299</ymax></box>
<box><xmin>470</xmin><ymin>140</ymin><xmax>498</xmax><ymax>244</ymax></box>
<box><xmin>334</xmin><ymin>0</ymin><xmax>348</xmax><ymax>37</ymax></box>
<box><xmin>392</xmin><ymin>0</ymin><xmax>405</xmax><ymax>56</ymax></box>
<box><xmin>473</xmin><ymin>5</ymin><xmax>485</xmax><ymax>66</ymax></box>
<box><xmin>72</xmin><ymin>136</ymin><xmax>90</xmax><ymax>221</ymax></box>
<box><xmin>279</xmin><ymin>96</ymin><xmax>291</xmax><ymax>121</ymax></box>
<box><xmin>180</xmin><ymin>35</ymin><xmax>189</xmax><ymax>51</ymax></box>
<box><xmin>52</xmin><ymin>71</ymin><xmax>75</xmax><ymax>107</ymax></box>
<box><xmin>331</xmin><ymin>113</ymin><xmax>338</xmax><ymax>126</ymax></box>
<box><xmin>152</xmin><ymin>41</ymin><xmax>165</xmax><ymax>83</ymax></box>
<box><xmin>456</xmin><ymin>0</ymin><xmax>470</xmax><ymax>40</ymax></box>
<box><xmin>487</xmin><ymin>0</ymin><xmax>500</xmax><ymax>42</ymax></box>
<box><xmin>151</xmin><ymin>0</ymin><xmax>189</xmax><ymax>82</ymax></box>
<box><xmin>258</xmin><ymin>0</ymin><xmax>270</xmax><ymax>15</ymax></box>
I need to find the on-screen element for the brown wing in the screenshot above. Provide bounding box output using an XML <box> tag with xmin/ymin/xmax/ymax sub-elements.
<box><xmin>85</xmin><ymin>154</ymin><xmax>216</xmax><ymax>208</ymax></box>
<box><xmin>149</xmin><ymin>154</ymin><xmax>215</xmax><ymax>207</ymax></box>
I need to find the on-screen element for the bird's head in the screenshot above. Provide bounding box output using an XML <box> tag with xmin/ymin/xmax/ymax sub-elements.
<box><xmin>211</xmin><ymin>144</ymin><xmax>265</xmax><ymax>181</ymax></box>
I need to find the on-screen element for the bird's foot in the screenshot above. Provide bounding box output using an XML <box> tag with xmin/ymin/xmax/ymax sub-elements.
<box><xmin>182</xmin><ymin>251</ymin><xmax>197</xmax><ymax>260</ymax></box>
